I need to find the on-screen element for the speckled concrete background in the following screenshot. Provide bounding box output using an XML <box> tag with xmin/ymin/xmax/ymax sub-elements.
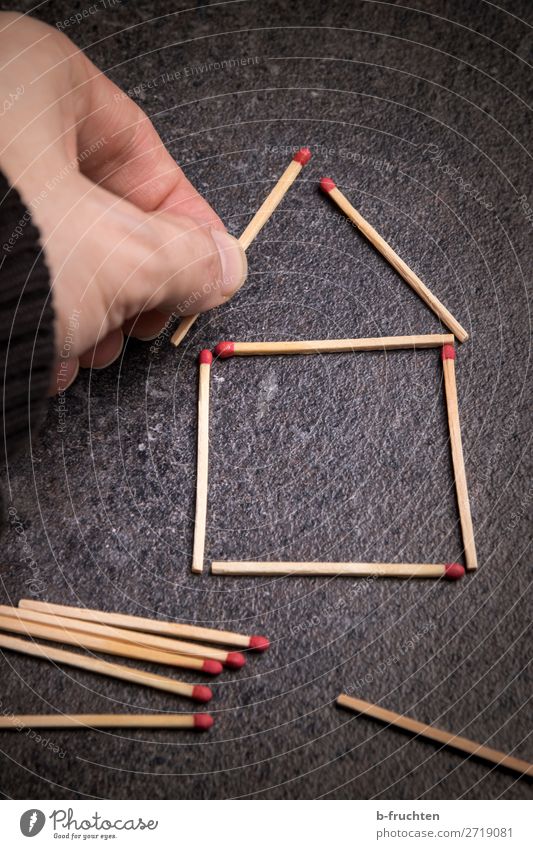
<box><xmin>0</xmin><ymin>0</ymin><xmax>531</xmax><ymax>800</ymax></box>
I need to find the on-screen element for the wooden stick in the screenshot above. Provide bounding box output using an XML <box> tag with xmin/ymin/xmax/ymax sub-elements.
<box><xmin>442</xmin><ymin>345</ymin><xmax>477</xmax><ymax>570</ymax></box>
<box><xmin>0</xmin><ymin>713</ymin><xmax>213</xmax><ymax>731</ymax></box>
<box><xmin>169</xmin><ymin>314</ymin><xmax>197</xmax><ymax>348</ymax></box>
<box><xmin>170</xmin><ymin>147</ymin><xmax>311</xmax><ymax>346</ymax></box>
<box><xmin>337</xmin><ymin>694</ymin><xmax>533</xmax><ymax>779</ymax></box>
<box><xmin>18</xmin><ymin>599</ymin><xmax>268</xmax><ymax>652</ymax></box>
<box><xmin>320</xmin><ymin>178</ymin><xmax>469</xmax><ymax>343</ymax></box>
<box><xmin>0</xmin><ymin>633</ymin><xmax>212</xmax><ymax>701</ymax></box>
<box><xmin>214</xmin><ymin>334</ymin><xmax>454</xmax><ymax>359</ymax></box>
<box><xmin>0</xmin><ymin>609</ymin><xmax>221</xmax><ymax>674</ymax></box>
<box><xmin>212</xmin><ymin>561</ymin><xmax>465</xmax><ymax>580</ymax></box>
<box><xmin>192</xmin><ymin>350</ymin><xmax>212</xmax><ymax>574</ymax></box>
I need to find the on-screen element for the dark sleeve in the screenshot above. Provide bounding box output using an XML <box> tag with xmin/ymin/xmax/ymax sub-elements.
<box><xmin>0</xmin><ymin>169</ymin><xmax>55</xmax><ymax>509</ymax></box>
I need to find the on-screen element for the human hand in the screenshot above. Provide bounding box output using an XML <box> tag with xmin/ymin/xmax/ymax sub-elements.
<box><xmin>0</xmin><ymin>12</ymin><xmax>247</xmax><ymax>392</ymax></box>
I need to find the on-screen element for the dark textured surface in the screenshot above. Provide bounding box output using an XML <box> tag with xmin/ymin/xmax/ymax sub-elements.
<box><xmin>0</xmin><ymin>0</ymin><xmax>531</xmax><ymax>800</ymax></box>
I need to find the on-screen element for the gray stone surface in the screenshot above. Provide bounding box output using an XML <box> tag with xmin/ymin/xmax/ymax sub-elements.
<box><xmin>0</xmin><ymin>0</ymin><xmax>531</xmax><ymax>800</ymax></box>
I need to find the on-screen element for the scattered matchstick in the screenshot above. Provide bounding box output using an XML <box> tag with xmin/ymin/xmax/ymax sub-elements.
<box><xmin>214</xmin><ymin>334</ymin><xmax>454</xmax><ymax>359</ymax></box>
<box><xmin>442</xmin><ymin>344</ymin><xmax>477</xmax><ymax>570</ymax></box>
<box><xmin>0</xmin><ymin>632</ymin><xmax>212</xmax><ymax>701</ymax></box>
<box><xmin>0</xmin><ymin>610</ymin><xmax>221</xmax><ymax>675</ymax></box>
<box><xmin>170</xmin><ymin>147</ymin><xmax>312</xmax><ymax>346</ymax></box>
<box><xmin>211</xmin><ymin>562</ymin><xmax>465</xmax><ymax>579</ymax></box>
<box><xmin>0</xmin><ymin>713</ymin><xmax>214</xmax><ymax>731</ymax></box>
<box><xmin>320</xmin><ymin>178</ymin><xmax>468</xmax><ymax>343</ymax></box>
<box><xmin>337</xmin><ymin>695</ymin><xmax>533</xmax><ymax>780</ymax></box>
<box><xmin>192</xmin><ymin>350</ymin><xmax>213</xmax><ymax>574</ymax></box>
<box><xmin>18</xmin><ymin>599</ymin><xmax>269</xmax><ymax>652</ymax></box>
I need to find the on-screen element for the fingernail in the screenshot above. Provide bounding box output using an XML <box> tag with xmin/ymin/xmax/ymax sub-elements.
<box><xmin>210</xmin><ymin>228</ymin><xmax>247</xmax><ymax>296</ymax></box>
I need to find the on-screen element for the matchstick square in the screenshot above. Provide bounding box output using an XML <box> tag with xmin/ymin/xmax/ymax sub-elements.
<box><xmin>191</xmin><ymin>334</ymin><xmax>476</xmax><ymax>577</ymax></box>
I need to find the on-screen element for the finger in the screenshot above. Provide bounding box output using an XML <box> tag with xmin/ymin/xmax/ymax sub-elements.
<box><xmin>91</xmin><ymin>198</ymin><xmax>247</xmax><ymax>320</ymax></box>
<box><xmin>78</xmin><ymin>329</ymin><xmax>124</xmax><ymax>369</ymax></box>
<box><xmin>122</xmin><ymin>309</ymin><xmax>171</xmax><ymax>341</ymax></box>
<box><xmin>133</xmin><ymin>213</ymin><xmax>247</xmax><ymax>316</ymax></box>
<box><xmin>48</xmin><ymin>356</ymin><xmax>79</xmax><ymax>396</ymax></box>
<box><xmin>74</xmin><ymin>53</ymin><xmax>224</xmax><ymax>227</ymax></box>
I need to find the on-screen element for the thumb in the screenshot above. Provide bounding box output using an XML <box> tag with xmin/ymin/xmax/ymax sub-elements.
<box><xmin>141</xmin><ymin>212</ymin><xmax>247</xmax><ymax>317</ymax></box>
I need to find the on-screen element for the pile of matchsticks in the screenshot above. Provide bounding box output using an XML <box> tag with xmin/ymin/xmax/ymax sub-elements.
<box><xmin>1</xmin><ymin>598</ymin><xmax>531</xmax><ymax>780</ymax></box>
<box><xmin>0</xmin><ymin>599</ymin><xmax>269</xmax><ymax>732</ymax></box>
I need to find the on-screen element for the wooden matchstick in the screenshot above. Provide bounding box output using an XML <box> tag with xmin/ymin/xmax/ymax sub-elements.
<box><xmin>442</xmin><ymin>344</ymin><xmax>477</xmax><ymax>570</ymax></box>
<box><xmin>18</xmin><ymin>599</ymin><xmax>269</xmax><ymax>653</ymax></box>
<box><xmin>211</xmin><ymin>561</ymin><xmax>465</xmax><ymax>579</ymax></box>
<box><xmin>0</xmin><ymin>713</ymin><xmax>214</xmax><ymax>731</ymax></box>
<box><xmin>214</xmin><ymin>334</ymin><xmax>454</xmax><ymax>359</ymax></box>
<box><xmin>192</xmin><ymin>350</ymin><xmax>212</xmax><ymax>575</ymax></box>
<box><xmin>0</xmin><ymin>609</ymin><xmax>221</xmax><ymax>674</ymax></box>
<box><xmin>320</xmin><ymin>178</ymin><xmax>469</xmax><ymax>343</ymax></box>
<box><xmin>170</xmin><ymin>147</ymin><xmax>311</xmax><ymax>346</ymax></box>
<box><xmin>169</xmin><ymin>314</ymin><xmax>197</xmax><ymax>348</ymax></box>
<box><xmin>337</xmin><ymin>694</ymin><xmax>533</xmax><ymax>779</ymax></box>
<box><xmin>0</xmin><ymin>633</ymin><xmax>212</xmax><ymax>701</ymax></box>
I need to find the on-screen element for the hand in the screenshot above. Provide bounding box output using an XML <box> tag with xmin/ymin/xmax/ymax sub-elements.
<box><xmin>0</xmin><ymin>13</ymin><xmax>247</xmax><ymax>392</ymax></box>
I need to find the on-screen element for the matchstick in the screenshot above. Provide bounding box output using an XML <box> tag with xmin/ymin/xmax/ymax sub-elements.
<box><xmin>0</xmin><ymin>610</ymin><xmax>221</xmax><ymax>674</ymax></box>
<box><xmin>442</xmin><ymin>344</ymin><xmax>477</xmax><ymax>570</ymax></box>
<box><xmin>0</xmin><ymin>633</ymin><xmax>212</xmax><ymax>701</ymax></box>
<box><xmin>0</xmin><ymin>713</ymin><xmax>214</xmax><ymax>731</ymax></box>
<box><xmin>337</xmin><ymin>694</ymin><xmax>533</xmax><ymax>780</ymax></box>
<box><xmin>192</xmin><ymin>350</ymin><xmax>212</xmax><ymax>574</ymax></box>
<box><xmin>211</xmin><ymin>562</ymin><xmax>465</xmax><ymax>579</ymax></box>
<box><xmin>320</xmin><ymin>178</ymin><xmax>468</xmax><ymax>343</ymax></box>
<box><xmin>214</xmin><ymin>334</ymin><xmax>454</xmax><ymax>359</ymax></box>
<box><xmin>18</xmin><ymin>599</ymin><xmax>269</xmax><ymax>652</ymax></box>
<box><xmin>169</xmin><ymin>314</ymin><xmax>197</xmax><ymax>349</ymax></box>
<box><xmin>170</xmin><ymin>147</ymin><xmax>312</xmax><ymax>346</ymax></box>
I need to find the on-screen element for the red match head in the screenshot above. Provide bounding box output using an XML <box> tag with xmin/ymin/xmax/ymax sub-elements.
<box><xmin>320</xmin><ymin>177</ymin><xmax>336</xmax><ymax>193</ymax></box>
<box><xmin>444</xmin><ymin>563</ymin><xmax>465</xmax><ymax>581</ymax></box>
<box><xmin>201</xmin><ymin>659</ymin><xmax>223</xmax><ymax>675</ymax></box>
<box><xmin>199</xmin><ymin>349</ymin><xmax>213</xmax><ymax>365</ymax></box>
<box><xmin>225</xmin><ymin>652</ymin><xmax>246</xmax><ymax>669</ymax></box>
<box><xmin>441</xmin><ymin>344</ymin><xmax>456</xmax><ymax>361</ymax></box>
<box><xmin>213</xmin><ymin>341</ymin><xmax>235</xmax><ymax>359</ymax></box>
<box><xmin>194</xmin><ymin>713</ymin><xmax>214</xmax><ymax>731</ymax></box>
<box><xmin>249</xmin><ymin>635</ymin><xmax>270</xmax><ymax>652</ymax></box>
<box><xmin>192</xmin><ymin>685</ymin><xmax>213</xmax><ymax>703</ymax></box>
<box><xmin>293</xmin><ymin>147</ymin><xmax>312</xmax><ymax>166</ymax></box>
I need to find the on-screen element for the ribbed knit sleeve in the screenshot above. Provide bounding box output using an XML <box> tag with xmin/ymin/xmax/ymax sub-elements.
<box><xmin>0</xmin><ymin>169</ymin><xmax>55</xmax><ymax>485</ymax></box>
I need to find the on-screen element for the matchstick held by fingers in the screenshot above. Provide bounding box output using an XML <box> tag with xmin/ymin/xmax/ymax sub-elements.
<box><xmin>18</xmin><ymin>599</ymin><xmax>269</xmax><ymax>652</ymax></box>
<box><xmin>169</xmin><ymin>314</ymin><xmax>197</xmax><ymax>348</ymax></box>
<box><xmin>337</xmin><ymin>695</ymin><xmax>533</xmax><ymax>780</ymax></box>
<box><xmin>320</xmin><ymin>178</ymin><xmax>468</xmax><ymax>343</ymax></box>
<box><xmin>214</xmin><ymin>334</ymin><xmax>454</xmax><ymax>359</ymax></box>
<box><xmin>192</xmin><ymin>350</ymin><xmax>213</xmax><ymax>574</ymax></box>
<box><xmin>0</xmin><ymin>632</ymin><xmax>213</xmax><ymax>701</ymax></box>
<box><xmin>212</xmin><ymin>562</ymin><xmax>465</xmax><ymax>579</ymax></box>
<box><xmin>442</xmin><ymin>344</ymin><xmax>477</xmax><ymax>570</ymax></box>
<box><xmin>170</xmin><ymin>148</ymin><xmax>311</xmax><ymax>346</ymax></box>
<box><xmin>0</xmin><ymin>713</ymin><xmax>214</xmax><ymax>731</ymax></box>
